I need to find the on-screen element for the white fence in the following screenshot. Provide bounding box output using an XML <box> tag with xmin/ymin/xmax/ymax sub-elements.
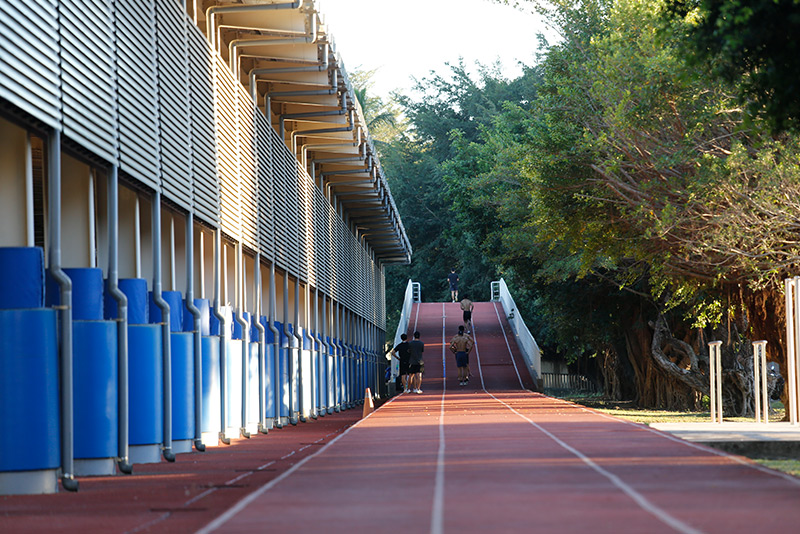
<box><xmin>491</xmin><ymin>279</ymin><xmax>542</xmax><ymax>388</ymax></box>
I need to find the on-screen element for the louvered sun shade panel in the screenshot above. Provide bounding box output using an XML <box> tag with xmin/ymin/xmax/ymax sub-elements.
<box><xmin>313</xmin><ymin>189</ymin><xmax>332</xmax><ymax>296</ymax></box>
<box><xmin>377</xmin><ymin>263</ymin><xmax>386</xmax><ymax>330</ymax></box>
<box><xmin>238</xmin><ymin>87</ymin><xmax>258</xmax><ymax>249</ymax></box>
<box><xmin>269</xmin><ymin>128</ymin><xmax>300</xmax><ymax>277</ymax></box>
<box><xmin>215</xmin><ymin>59</ymin><xmax>240</xmax><ymax>240</ymax></box>
<box><xmin>297</xmin><ymin>162</ymin><xmax>315</xmax><ymax>286</ymax></box>
<box><xmin>115</xmin><ymin>0</ymin><xmax>159</xmax><ymax>190</ymax></box>
<box><xmin>345</xmin><ymin>232</ymin><xmax>357</xmax><ymax>313</ymax></box>
<box><xmin>329</xmin><ymin>205</ymin><xmax>340</xmax><ymax>302</ymax></box>
<box><xmin>254</xmin><ymin>111</ymin><xmax>274</xmax><ymax>259</ymax></box>
<box><xmin>335</xmin><ymin>218</ymin><xmax>350</xmax><ymax>310</ymax></box>
<box><xmin>155</xmin><ymin>0</ymin><xmax>192</xmax><ymax>210</ymax></box>
<box><xmin>59</xmin><ymin>0</ymin><xmax>116</xmax><ymax>164</ymax></box>
<box><xmin>0</xmin><ymin>0</ymin><xmax>60</xmax><ymax>129</ymax></box>
<box><xmin>347</xmin><ymin>231</ymin><xmax>361</xmax><ymax>315</ymax></box>
<box><xmin>186</xmin><ymin>23</ymin><xmax>218</xmax><ymax>226</ymax></box>
<box><xmin>319</xmin><ymin>194</ymin><xmax>337</xmax><ymax>300</ymax></box>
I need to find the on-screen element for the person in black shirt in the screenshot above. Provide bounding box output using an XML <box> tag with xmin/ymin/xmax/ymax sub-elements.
<box><xmin>388</xmin><ymin>333</ymin><xmax>412</xmax><ymax>393</ymax></box>
<box><xmin>447</xmin><ymin>268</ymin><xmax>459</xmax><ymax>302</ymax></box>
<box><xmin>408</xmin><ymin>331</ymin><xmax>425</xmax><ymax>393</ymax></box>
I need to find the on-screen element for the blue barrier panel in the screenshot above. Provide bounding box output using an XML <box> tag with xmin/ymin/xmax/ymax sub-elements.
<box><xmin>109</xmin><ymin>278</ymin><xmax>148</xmax><ymax>324</ymax></box>
<box><xmin>184</xmin><ymin>298</ymin><xmax>210</xmax><ymax>335</ymax></box>
<box><xmin>313</xmin><ymin>331</ymin><xmax>323</xmax><ymax>411</ymax></box>
<box><xmin>149</xmin><ymin>291</ymin><xmax>183</xmax><ymax>332</ymax></box>
<box><xmin>171</xmin><ymin>332</ymin><xmax>194</xmax><ymax>441</ymax></box>
<box><xmin>249</xmin><ymin>315</ymin><xmax>261</xmax><ymax>341</ymax></box>
<box><xmin>210</xmin><ymin>306</ymin><xmax>232</xmax><ymax>337</ymax></box>
<box><xmin>231</xmin><ymin>312</ymin><xmax>251</xmax><ymax>340</ymax></box>
<box><xmin>73</xmin><ymin>320</ymin><xmax>118</xmax><ymax>460</ymax></box>
<box><xmin>201</xmin><ymin>336</ymin><xmax>221</xmax><ymax>434</ymax></box>
<box><xmin>0</xmin><ymin>247</ymin><xmax>44</xmax><ymax>309</ymax></box>
<box><xmin>278</xmin><ymin>322</ymin><xmax>290</xmax><ymax>418</ymax></box>
<box><xmin>260</xmin><ymin>318</ymin><xmax>274</xmax><ymax>420</ymax></box>
<box><xmin>128</xmin><ymin>324</ymin><xmax>163</xmax><ymax>445</ymax></box>
<box><xmin>0</xmin><ymin>309</ymin><xmax>59</xmax><ymax>471</ymax></box>
<box><xmin>265</xmin><ymin>342</ymin><xmax>275</xmax><ymax>419</ymax></box>
<box><xmin>46</xmin><ymin>268</ymin><xmax>103</xmax><ymax>320</ymax></box>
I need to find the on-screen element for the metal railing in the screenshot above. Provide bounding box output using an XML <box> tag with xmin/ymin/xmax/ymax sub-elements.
<box><xmin>491</xmin><ymin>278</ymin><xmax>542</xmax><ymax>388</ymax></box>
<box><xmin>542</xmin><ymin>373</ymin><xmax>597</xmax><ymax>393</ymax></box>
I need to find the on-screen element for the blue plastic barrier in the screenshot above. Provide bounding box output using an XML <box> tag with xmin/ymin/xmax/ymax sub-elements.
<box><xmin>46</xmin><ymin>268</ymin><xmax>104</xmax><ymax>320</ymax></box>
<box><xmin>225</xmin><ymin>338</ymin><xmax>243</xmax><ymax>430</ymax></box>
<box><xmin>0</xmin><ymin>310</ymin><xmax>60</xmax><ymax>472</ymax></box>
<box><xmin>128</xmin><ymin>324</ymin><xmax>163</xmax><ymax>459</ymax></box>
<box><xmin>0</xmin><ymin>247</ymin><xmax>44</xmax><ymax>309</ymax></box>
<box><xmin>276</xmin><ymin>321</ymin><xmax>289</xmax><ymax>418</ymax></box>
<box><xmin>73</xmin><ymin>320</ymin><xmax>118</xmax><ymax>460</ymax></box>
<box><xmin>171</xmin><ymin>332</ymin><xmax>194</xmax><ymax>444</ymax></box>
<box><xmin>149</xmin><ymin>290</ymin><xmax>183</xmax><ymax>331</ymax></box>
<box><xmin>210</xmin><ymin>305</ymin><xmax>232</xmax><ymax>337</ymax></box>
<box><xmin>109</xmin><ymin>278</ymin><xmax>148</xmax><ymax>324</ymax></box>
<box><xmin>201</xmin><ymin>336</ymin><xmax>221</xmax><ymax>436</ymax></box>
<box><xmin>247</xmin><ymin>340</ymin><xmax>260</xmax><ymax>428</ymax></box>
<box><xmin>184</xmin><ymin>298</ymin><xmax>211</xmax><ymax>335</ymax></box>
<box><xmin>262</xmin><ymin>318</ymin><xmax>275</xmax><ymax>421</ymax></box>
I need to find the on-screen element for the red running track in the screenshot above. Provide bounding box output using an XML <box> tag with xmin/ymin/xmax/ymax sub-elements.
<box><xmin>4</xmin><ymin>302</ymin><xmax>800</xmax><ymax>533</ymax></box>
<box><xmin>196</xmin><ymin>301</ymin><xmax>800</xmax><ymax>534</ymax></box>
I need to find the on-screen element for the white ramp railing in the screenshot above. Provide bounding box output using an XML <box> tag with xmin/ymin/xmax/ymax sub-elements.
<box><xmin>491</xmin><ymin>279</ymin><xmax>542</xmax><ymax>389</ymax></box>
<box><xmin>390</xmin><ymin>280</ymin><xmax>420</xmax><ymax>381</ymax></box>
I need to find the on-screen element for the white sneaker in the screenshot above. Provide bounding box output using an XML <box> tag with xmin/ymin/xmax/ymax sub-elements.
<box><xmin>404</xmin><ymin>388</ymin><xmax>410</xmax><ymax>393</ymax></box>
<box><xmin>416</xmin><ymin>389</ymin><xmax>423</xmax><ymax>394</ymax></box>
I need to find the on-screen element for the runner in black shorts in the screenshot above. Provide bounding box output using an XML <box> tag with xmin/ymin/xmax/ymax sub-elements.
<box><xmin>408</xmin><ymin>331</ymin><xmax>425</xmax><ymax>393</ymax></box>
<box><xmin>388</xmin><ymin>333</ymin><xmax>411</xmax><ymax>393</ymax></box>
<box><xmin>447</xmin><ymin>268</ymin><xmax>459</xmax><ymax>302</ymax></box>
<box><xmin>460</xmin><ymin>296</ymin><xmax>474</xmax><ymax>333</ymax></box>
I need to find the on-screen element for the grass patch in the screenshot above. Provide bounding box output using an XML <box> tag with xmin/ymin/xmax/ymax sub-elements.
<box><xmin>554</xmin><ymin>393</ymin><xmax>799</xmax><ymax>479</ymax></box>
<box><xmin>753</xmin><ymin>459</ymin><xmax>800</xmax><ymax>477</ymax></box>
<box><xmin>557</xmin><ymin>393</ymin><xmax>786</xmax><ymax>424</ymax></box>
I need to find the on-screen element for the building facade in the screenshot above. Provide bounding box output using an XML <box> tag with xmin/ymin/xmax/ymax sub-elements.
<box><xmin>0</xmin><ymin>0</ymin><xmax>410</xmax><ymax>494</ymax></box>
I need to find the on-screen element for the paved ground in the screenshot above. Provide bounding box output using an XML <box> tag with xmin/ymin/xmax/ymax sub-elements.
<box><xmin>196</xmin><ymin>302</ymin><xmax>800</xmax><ymax>534</ymax></box>
<box><xmin>0</xmin><ymin>405</ymin><xmax>363</xmax><ymax>533</ymax></box>
<box><xmin>3</xmin><ymin>301</ymin><xmax>800</xmax><ymax>533</ymax></box>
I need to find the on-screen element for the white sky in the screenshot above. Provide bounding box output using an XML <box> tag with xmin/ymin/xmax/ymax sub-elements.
<box><xmin>319</xmin><ymin>0</ymin><xmax>550</xmax><ymax>98</ymax></box>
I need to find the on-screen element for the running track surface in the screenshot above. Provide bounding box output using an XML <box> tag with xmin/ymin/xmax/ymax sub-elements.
<box><xmin>4</xmin><ymin>302</ymin><xmax>800</xmax><ymax>533</ymax></box>
<box><xmin>196</xmin><ymin>302</ymin><xmax>800</xmax><ymax>533</ymax></box>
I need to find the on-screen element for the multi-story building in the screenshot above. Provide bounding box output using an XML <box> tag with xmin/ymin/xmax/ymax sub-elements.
<box><xmin>0</xmin><ymin>0</ymin><xmax>410</xmax><ymax>494</ymax></box>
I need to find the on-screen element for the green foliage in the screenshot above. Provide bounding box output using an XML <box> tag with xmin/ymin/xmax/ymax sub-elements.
<box><xmin>379</xmin><ymin>0</ymin><xmax>800</xmax><ymax>401</ymax></box>
<box><xmin>662</xmin><ymin>0</ymin><xmax>800</xmax><ymax>132</ymax></box>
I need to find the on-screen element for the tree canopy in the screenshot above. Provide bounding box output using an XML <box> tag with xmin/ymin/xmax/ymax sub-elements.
<box><xmin>356</xmin><ymin>0</ymin><xmax>800</xmax><ymax>412</ymax></box>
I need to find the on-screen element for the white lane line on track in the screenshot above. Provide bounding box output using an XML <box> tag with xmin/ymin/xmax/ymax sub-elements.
<box><xmin>491</xmin><ymin>301</ymin><xmax>524</xmax><ymax>389</ymax></box>
<box><xmin>430</xmin><ymin>303</ymin><xmax>447</xmax><ymax>534</ymax></box>
<box><xmin>195</xmin><ymin>394</ymin><xmax>404</xmax><ymax>534</ymax></box>
<box><xmin>473</xmin><ymin>310</ymin><xmax>704</xmax><ymax>534</ymax></box>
